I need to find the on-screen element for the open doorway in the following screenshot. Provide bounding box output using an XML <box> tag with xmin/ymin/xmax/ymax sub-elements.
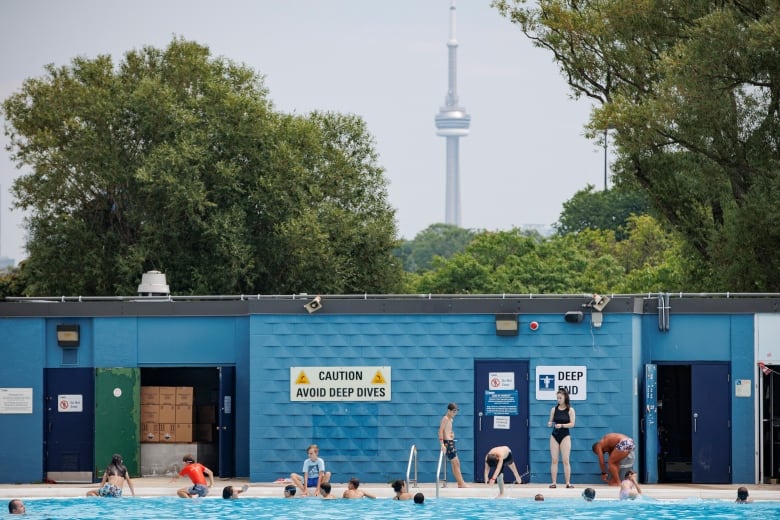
<box><xmin>761</xmin><ymin>364</ymin><xmax>780</xmax><ymax>483</ymax></box>
<box><xmin>657</xmin><ymin>363</ymin><xmax>731</xmax><ymax>484</ymax></box>
<box><xmin>140</xmin><ymin>367</ymin><xmax>234</xmax><ymax>478</ymax></box>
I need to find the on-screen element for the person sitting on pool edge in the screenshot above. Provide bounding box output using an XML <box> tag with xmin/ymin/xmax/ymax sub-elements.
<box><xmin>735</xmin><ymin>486</ymin><xmax>753</xmax><ymax>503</ymax></box>
<box><xmin>86</xmin><ymin>453</ymin><xmax>135</xmax><ymax>497</ymax></box>
<box><xmin>222</xmin><ymin>484</ymin><xmax>249</xmax><ymax>499</ymax></box>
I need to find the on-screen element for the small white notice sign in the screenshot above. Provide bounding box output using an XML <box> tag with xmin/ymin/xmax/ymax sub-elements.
<box><xmin>0</xmin><ymin>388</ymin><xmax>33</xmax><ymax>414</ymax></box>
<box><xmin>58</xmin><ymin>394</ymin><xmax>83</xmax><ymax>412</ymax></box>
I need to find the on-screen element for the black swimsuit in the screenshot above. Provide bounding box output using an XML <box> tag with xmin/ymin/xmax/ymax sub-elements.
<box><xmin>551</xmin><ymin>407</ymin><xmax>571</xmax><ymax>444</ymax></box>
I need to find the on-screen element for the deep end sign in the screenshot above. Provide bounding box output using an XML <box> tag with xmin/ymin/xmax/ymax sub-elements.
<box><xmin>290</xmin><ymin>366</ymin><xmax>391</xmax><ymax>402</ymax></box>
<box><xmin>535</xmin><ymin>365</ymin><xmax>587</xmax><ymax>401</ymax></box>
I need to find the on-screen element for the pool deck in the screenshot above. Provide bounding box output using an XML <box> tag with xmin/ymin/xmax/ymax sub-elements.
<box><xmin>0</xmin><ymin>478</ymin><xmax>777</xmax><ymax>501</ymax></box>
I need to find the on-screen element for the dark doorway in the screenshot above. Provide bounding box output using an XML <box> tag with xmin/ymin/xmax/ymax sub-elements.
<box><xmin>761</xmin><ymin>364</ymin><xmax>780</xmax><ymax>482</ymax></box>
<box><xmin>657</xmin><ymin>363</ymin><xmax>731</xmax><ymax>483</ymax></box>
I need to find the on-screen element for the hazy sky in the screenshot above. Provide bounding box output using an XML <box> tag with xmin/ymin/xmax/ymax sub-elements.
<box><xmin>0</xmin><ymin>0</ymin><xmax>606</xmax><ymax>263</ymax></box>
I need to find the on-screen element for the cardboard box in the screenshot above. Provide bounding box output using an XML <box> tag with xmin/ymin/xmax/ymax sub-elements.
<box><xmin>196</xmin><ymin>423</ymin><xmax>215</xmax><ymax>442</ymax></box>
<box><xmin>175</xmin><ymin>404</ymin><xmax>193</xmax><ymax>424</ymax></box>
<box><xmin>197</xmin><ymin>405</ymin><xmax>217</xmax><ymax>424</ymax></box>
<box><xmin>158</xmin><ymin>424</ymin><xmax>176</xmax><ymax>443</ymax></box>
<box><xmin>141</xmin><ymin>423</ymin><xmax>158</xmax><ymax>443</ymax></box>
<box><xmin>140</xmin><ymin>386</ymin><xmax>159</xmax><ymax>405</ymax></box>
<box><xmin>175</xmin><ymin>423</ymin><xmax>193</xmax><ymax>443</ymax></box>
<box><xmin>141</xmin><ymin>404</ymin><xmax>159</xmax><ymax>423</ymax></box>
<box><xmin>158</xmin><ymin>387</ymin><xmax>176</xmax><ymax>405</ymax></box>
<box><xmin>159</xmin><ymin>404</ymin><xmax>176</xmax><ymax>423</ymax></box>
<box><xmin>176</xmin><ymin>386</ymin><xmax>193</xmax><ymax>405</ymax></box>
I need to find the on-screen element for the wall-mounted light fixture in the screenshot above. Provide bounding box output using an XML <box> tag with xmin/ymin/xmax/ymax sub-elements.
<box><xmin>304</xmin><ymin>295</ymin><xmax>323</xmax><ymax>314</ymax></box>
<box><xmin>495</xmin><ymin>314</ymin><xmax>518</xmax><ymax>336</ymax></box>
<box><xmin>56</xmin><ymin>324</ymin><xmax>80</xmax><ymax>347</ymax></box>
<box><xmin>592</xmin><ymin>312</ymin><xmax>604</xmax><ymax>328</ymax></box>
<box><xmin>564</xmin><ymin>311</ymin><xmax>583</xmax><ymax>323</ymax></box>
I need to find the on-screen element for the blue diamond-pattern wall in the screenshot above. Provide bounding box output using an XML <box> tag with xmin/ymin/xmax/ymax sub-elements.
<box><xmin>248</xmin><ymin>313</ymin><xmax>638</xmax><ymax>484</ymax></box>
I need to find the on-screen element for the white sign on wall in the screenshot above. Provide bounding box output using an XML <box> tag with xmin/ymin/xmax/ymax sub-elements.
<box><xmin>290</xmin><ymin>366</ymin><xmax>391</xmax><ymax>402</ymax></box>
<box><xmin>0</xmin><ymin>388</ymin><xmax>33</xmax><ymax>414</ymax></box>
<box><xmin>536</xmin><ymin>366</ymin><xmax>588</xmax><ymax>401</ymax></box>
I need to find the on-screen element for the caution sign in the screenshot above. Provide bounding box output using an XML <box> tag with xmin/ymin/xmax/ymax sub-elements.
<box><xmin>290</xmin><ymin>366</ymin><xmax>391</xmax><ymax>402</ymax></box>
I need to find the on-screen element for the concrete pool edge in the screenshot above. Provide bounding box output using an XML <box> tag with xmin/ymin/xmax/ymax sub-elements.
<box><xmin>0</xmin><ymin>478</ymin><xmax>777</xmax><ymax>501</ymax></box>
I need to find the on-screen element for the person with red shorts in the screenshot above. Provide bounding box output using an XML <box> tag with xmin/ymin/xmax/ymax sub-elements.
<box><xmin>173</xmin><ymin>454</ymin><xmax>214</xmax><ymax>498</ymax></box>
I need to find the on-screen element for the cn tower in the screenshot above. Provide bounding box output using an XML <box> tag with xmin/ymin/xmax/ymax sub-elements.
<box><xmin>435</xmin><ymin>0</ymin><xmax>470</xmax><ymax>227</ymax></box>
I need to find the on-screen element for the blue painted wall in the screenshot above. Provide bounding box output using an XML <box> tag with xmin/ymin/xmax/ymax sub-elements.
<box><xmin>0</xmin><ymin>318</ymin><xmax>46</xmax><ymax>482</ymax></box>
<box><xmin>249</xmin><ymin>312</ymin><xmax>638</xmax><ymax>484</ymax></box>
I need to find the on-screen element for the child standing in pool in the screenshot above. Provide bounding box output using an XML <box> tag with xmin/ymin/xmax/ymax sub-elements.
<box><xmin>290</xmin><ymin>444</ymin><xmax>331</xmax><ymax>496</ymax></box>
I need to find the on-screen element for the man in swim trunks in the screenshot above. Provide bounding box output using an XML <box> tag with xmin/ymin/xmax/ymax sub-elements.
<box><xmin>173</xmin><ymin>454</ymin><xmax>214</xmax><ymax>498</ymax></box>
<box><xmin>439</xmin><ymin>402</ymin><xmax>468</xmax><ymax>487</ymax></box>
<box><xmin>592</xmin><ymin>432</ymin><xmax>636</xmax><ymax>486</ymax></box>
<box><xmin>484</xmin><ymin>445</ymin><xmax>525</xmax><ymax>497</ymax></box>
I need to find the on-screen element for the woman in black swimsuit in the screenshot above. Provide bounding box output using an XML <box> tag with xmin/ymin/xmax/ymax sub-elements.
<box><xmin>547</xmin><ymin>387</ymin><xmax>575</xmax><ymax>488</ymax></box>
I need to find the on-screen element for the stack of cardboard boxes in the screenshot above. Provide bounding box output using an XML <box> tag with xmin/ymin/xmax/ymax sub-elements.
<box><xmin>141</xmin><ymin>386</ymin><xmax>193</xmax><ymax>443</ymax></box>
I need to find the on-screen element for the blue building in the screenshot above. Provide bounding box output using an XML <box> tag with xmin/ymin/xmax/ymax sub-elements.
<box><xmin>0</xmin><ymin>294</ymin><xmax>777</xmax><ymax>485</ymax></box>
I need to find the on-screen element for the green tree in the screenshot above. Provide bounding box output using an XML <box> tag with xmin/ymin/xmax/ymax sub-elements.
<box><xmin>556</xmin><ymin>184</ymin><xmax>651</xmax><ymax>239</ymax></box>
<box><xmin>494</xmin><ymin>1</ymin><xmax>780</xmax><ymax>291</ymax></box>
<box><xmin>2</xmin><ymin>38</ymin><xmax>401</xmax><ymax>296</ymax></box>
<box><xmin>395</xmin><ymin>223</ymin><xmax>477</xmax><ymax>272</ymax></box>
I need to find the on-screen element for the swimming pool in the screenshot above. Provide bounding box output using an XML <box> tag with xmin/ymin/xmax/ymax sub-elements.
<box><xmin>18</xmin><ymin>496</ymin><xmax>780</xmax><ymax>519</ymax></box>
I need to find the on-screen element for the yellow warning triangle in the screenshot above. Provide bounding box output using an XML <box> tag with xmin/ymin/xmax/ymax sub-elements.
<box><xmin>371</xmin><ymin>370</ymin><xmax>387</xmax><ymax>384</ymax></box>
<box><xmin>295</xmin><ymin>371</ymin><xmax>310</xmax><ymax>385</ymax></box>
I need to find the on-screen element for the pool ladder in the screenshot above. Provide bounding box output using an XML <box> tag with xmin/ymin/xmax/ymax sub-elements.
<box><xmin>406</xmin><ymin>444</ymin><xmax>419</xmax><ymax>491</ymax></box>
<box><xmin>435</xmin><ymin>445</ymin><xmax>448</xmax><ymax>497</ymax></box>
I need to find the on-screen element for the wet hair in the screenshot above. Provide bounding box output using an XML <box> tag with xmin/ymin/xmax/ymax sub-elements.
<box><xmin>182</xmin><ymin>454</ymin><xmax>195</xmax><ymax>463</ymax></box>
<box><xmin>413</xmin><ymin>492</ymin><xmax>425</xmax><ymax>504</ymax></box>
<box><xmin>534</xmin><ymin>493</ymin><xmax>544</xmax><ymax>501</ymax></box>
<box><xmin>556</xmin><ymin>387</ymin><xmax>571</xmax><ymax>409</ymax></box>
<box><xmin>222</xmin><ymin>486</ymin><xmax>234</xmax><ymax>499</ymax></box>
<box><xmin>107</xmin><ymin>454</ymin><xmax>127</xmax><ymax>478</ymax></box>
<box><xmin>447</xmin><ymin>403</ymin><xmax>458</xmax><ymax>411</ymax></box>
<box><xmin>486</xmin><ymin>453</ymin><xmax>499</xmax><ymax>468</ymax></box>
<box><xmin>591</xmin><ymin>442</ymin><xmax>599</xmax><ymax>453</ymax></box>
<box><xmin>284</xmin><ymin>485</ymin><xmax>296</xmax><ymax>495</ymax></box>
<box><xmin>391</xmin><ymin>479</ymin><xmax>405</xmax><ymax>493</ymax></box>
<box><xmin>583</xmin><ymin>487</ymin><xmax>596</xmax><ymax>501</ymax></box>
<box><xmin>349</xmin><ymin>477</ymin><xmax>360</xmax><ymax>488</ymax></box>
<box><xmin>320</xmin><ymin>482</ymin><xmax>331</xmax><ymax>494</ymax></box>
<box><xmin>737</xmin><ymin>487</ymin><xmax>749</xmax><ymax>501</ymax></box>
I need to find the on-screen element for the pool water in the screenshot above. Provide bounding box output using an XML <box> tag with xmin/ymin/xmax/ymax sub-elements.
<box><xmin>19</xmin><ymin>496</ymin><xmax>780</xmax><ymax>519</ymax></box>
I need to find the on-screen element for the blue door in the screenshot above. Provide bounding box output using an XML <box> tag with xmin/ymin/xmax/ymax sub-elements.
<box><xmin>218</xmin><ymin>366</ymin><xmax>236</xmax><ymax>477</ymax></box>
<box><xmin>44</xmin><ymin>368</ymin><xmax>94</xmax><ymax>483</ymax></box>
<box><xmin>692</xmin><ymin>363</ymin><xmax>731</xmax><ymax>483</ymax></box>
<box><xmin>474</xmin><ymin>360</ymin><xmax>529</xmax><ymax>483</ymax></box>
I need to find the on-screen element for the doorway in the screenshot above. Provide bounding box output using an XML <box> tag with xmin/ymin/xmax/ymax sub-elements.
<box><xmin>761</xmin><ymin>364</ymin><xmax>780</xmax><ymax>482</ymax></box>
<box><xmin>473</xmin><ymin>360</ymin><xmax>530</xmax><ymax>483</ymax></box>
<box><xmin>657</xmin><ymin>363</ymin><xmax>731</xmax><ymax>483</ymax></box>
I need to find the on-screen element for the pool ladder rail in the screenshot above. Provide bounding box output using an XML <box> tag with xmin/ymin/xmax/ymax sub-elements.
<box><xmin>406</xmin><ymin>444</ymin><xmax>419</xmax><ymax>492</ymax></box>
<box><xmin>435</xmin><ymin>445</ymin><xmax>449</xmax><ymax>497</ymax></box>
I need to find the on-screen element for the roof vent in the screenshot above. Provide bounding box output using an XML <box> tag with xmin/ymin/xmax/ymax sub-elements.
<box><xmin>137</xmin><ymin>270</ymin><xmax>170</xmax><ymax>296</ymax></box>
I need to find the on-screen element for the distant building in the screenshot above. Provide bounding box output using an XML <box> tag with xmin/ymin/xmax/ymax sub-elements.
<box><xmin>0</xmin><ymin>256</ymin><xmax>15</xmax><ymax>271</ymax></box>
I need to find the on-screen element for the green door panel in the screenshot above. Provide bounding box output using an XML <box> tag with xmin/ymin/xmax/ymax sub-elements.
<box><xmin>94</xmin><ymin>368</ymin><xmax>140</xmax><ymax>478</ymax></box>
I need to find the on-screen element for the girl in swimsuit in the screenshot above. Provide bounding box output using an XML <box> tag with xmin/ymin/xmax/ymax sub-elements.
<box><xmin>548</xmin><ymin>387</ymin><xmax>576</xmax><ymax>488</ymax></box>
<box><xmin>86</xmin><ymin>453</ymin><xmax>135</xmax><ymax>497</ymax></box>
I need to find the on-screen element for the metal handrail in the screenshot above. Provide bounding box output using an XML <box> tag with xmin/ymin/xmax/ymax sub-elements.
<box><xmin>405</xmin><ymin>445</ymin><xmax>418</xmax><ymax>490</ymax></box>
<box><xmin>435</xmin><ymin>446</ymin><xmax>448</xmax><ymax>498</ymax></box>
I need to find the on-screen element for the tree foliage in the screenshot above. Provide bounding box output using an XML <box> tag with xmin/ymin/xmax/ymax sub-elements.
<box><xmin>394</xmin><ymin>223</ymin><xmax>477</xmax><ymax>272</ymax></box>
<box><xmin>494</xmin><ymin>0</ymin><xmax>780</xmax><ymax>291</ymax></box>
<box><xmin>406</xmin><ymin>219</ymin><xmax>687</xmax><ymax>294</ymax></box>
<box><xmin>2</xmin><ymin>38</ymin><xmax>401</xmax><ymax>296</ymax></box>
<box><xmin>556</xmin><ymin>184</ymin><xmax>652</xmax><ymax>239</ymax></box>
